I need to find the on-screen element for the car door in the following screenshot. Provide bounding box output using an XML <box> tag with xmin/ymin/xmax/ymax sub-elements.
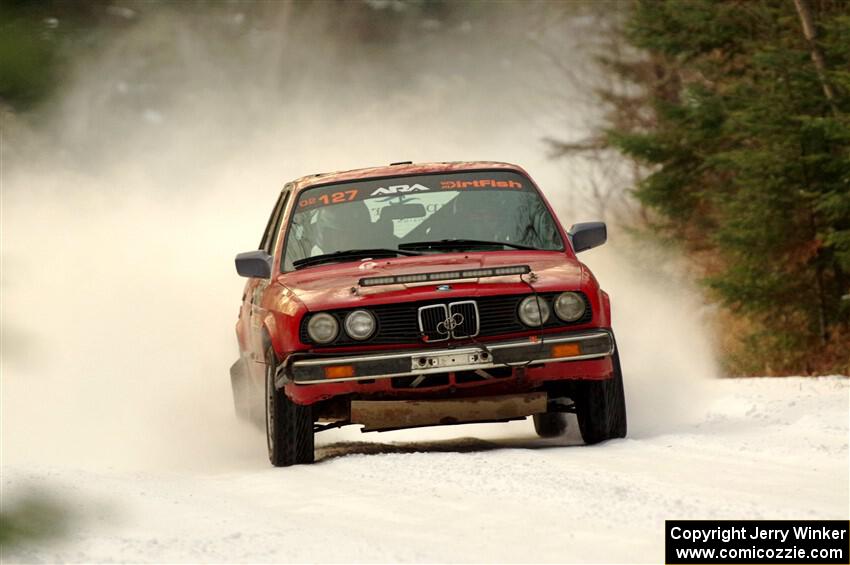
<box><xmin>239</xmin><ymin>188</ymin><xmax>289</xmax><ymax>370</ymax></box>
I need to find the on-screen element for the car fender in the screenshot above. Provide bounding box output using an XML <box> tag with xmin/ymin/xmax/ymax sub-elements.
<box><xmin>600</xmin><ymin>289</ymin><xmax>611</xmax><ymax>327</ymax></box>
<box><xmin>578</xmin><ymin>262</ymin><xmax>610</xmax><ymax>328</ymax></box>
<box><xmin>262</xmin><ymin>280</ymin><xmax>308</xmax><ymax>360</ymax></box>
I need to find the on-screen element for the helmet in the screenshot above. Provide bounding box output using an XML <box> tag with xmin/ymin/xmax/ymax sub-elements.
<box><xmin>314</xmin><ymin>201</ymin><xmax>373</xmax><ymax>254</ymax></box>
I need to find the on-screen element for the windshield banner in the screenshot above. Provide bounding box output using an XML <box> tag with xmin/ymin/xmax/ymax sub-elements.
<box><xmin>296</xmin><ymin>170</ymin><xmax>533</xmax><ymax>211</ymax></box>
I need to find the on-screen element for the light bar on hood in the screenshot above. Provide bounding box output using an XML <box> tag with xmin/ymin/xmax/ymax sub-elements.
<box><xmin>358</xmin><ymin>265</ymin><xmax>531</xmax><ymax>287</ymax></box>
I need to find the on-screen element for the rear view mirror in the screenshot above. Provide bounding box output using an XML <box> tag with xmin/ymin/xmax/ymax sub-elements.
<box><xmin>380</xmin><ymin>203</ymin><xmax>426</xmax><ymax>221</ymax></box>
<box><xmin>235</xmin><ymin>250</ymin><xmax>272</xmax><ymax>278</ymax></box>
<box><xmin>568</xmin><ymin>222</ymin><xmax>607</xmax><ymax>253</ymax></box>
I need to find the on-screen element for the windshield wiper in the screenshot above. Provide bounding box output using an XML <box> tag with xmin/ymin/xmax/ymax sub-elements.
<box><xmin>398</xmin><ymin>239</ymin><xmax>540</xmax><ymax>252</ymax></box>
<box><xmin>293</xmin><ymin>248</ymin><xmax>421</xmax><ymax>269</ymax></box>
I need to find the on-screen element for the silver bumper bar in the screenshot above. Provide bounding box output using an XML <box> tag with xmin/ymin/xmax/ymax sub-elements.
<box><xmin>286</xmin><ymin>329</ymin><xmax>614</xmax><ymax>385</ymax></box>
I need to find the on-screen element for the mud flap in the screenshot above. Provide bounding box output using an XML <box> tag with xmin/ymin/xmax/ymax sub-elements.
<box><xmin>351</xmin><ymin>392</ymin><xmax>548</xmax><ymax>432</ymax></box>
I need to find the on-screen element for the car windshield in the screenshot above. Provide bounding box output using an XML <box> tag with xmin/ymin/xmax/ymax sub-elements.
<box><xmin>282</xmin><ymin>170</ymin><xmax>564</xmax><ymax>270</ymax></box>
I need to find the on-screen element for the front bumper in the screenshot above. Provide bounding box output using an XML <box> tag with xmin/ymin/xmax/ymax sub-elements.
<box><xmin>284</xmin><ymin>329</ymin><xmax>614</xmax><ymax>386</ymax></box>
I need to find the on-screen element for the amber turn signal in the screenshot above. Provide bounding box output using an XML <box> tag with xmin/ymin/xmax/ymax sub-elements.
<box><xmin>324</xmin><ymin>365</ymin><xmax>355</xmax><ymax>379</ymax></box>
<box><xmin>550</xmin><ymin>343</ymin><xmax>581</xmax><ymax>358</ymax></box>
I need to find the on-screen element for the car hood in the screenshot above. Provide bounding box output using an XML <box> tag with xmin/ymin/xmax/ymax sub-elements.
<box><xmin>276</xmin><ymin>251</ymin><xmax>586</xmax><ymax>311</ymax></box>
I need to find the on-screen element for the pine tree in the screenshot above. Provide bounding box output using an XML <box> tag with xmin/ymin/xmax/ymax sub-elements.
<box><xmin>602</xmin><ymin>0</ymin><xmax>850</xmax><ymax>373</ymax></box>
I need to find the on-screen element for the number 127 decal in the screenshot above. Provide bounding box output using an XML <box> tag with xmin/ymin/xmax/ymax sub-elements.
<box><xmin>299</xmin><ymin>189</ymin><xmax>358</xmax><ymax>208</ymax></box>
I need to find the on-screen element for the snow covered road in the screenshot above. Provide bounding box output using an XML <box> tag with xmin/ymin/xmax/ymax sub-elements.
<box><xmin>3</xmin><ymin>376</ymin><xmax>847</xmax><ymax>563</ymax></box>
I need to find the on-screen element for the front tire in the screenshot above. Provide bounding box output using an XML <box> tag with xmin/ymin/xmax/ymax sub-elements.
<box><xmin>533</xmin><ymin>412</ymin><xmax>568</xmax><ymax>438</ymax></box>
<box><xmin>265</xmin><ymin>348</ymin><xmax>314</xmax><ymax>467</ymax></box>
<box><xmin>574</xmin><ymin>349</ymin><xmax>627</xmax><ymax>444</ymax></box>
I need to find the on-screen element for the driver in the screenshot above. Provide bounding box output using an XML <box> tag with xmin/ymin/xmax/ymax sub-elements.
<box><xmin>313</xmin><ymin>201</ymin><xmax>376</xmax><ymax>256</ymax></box>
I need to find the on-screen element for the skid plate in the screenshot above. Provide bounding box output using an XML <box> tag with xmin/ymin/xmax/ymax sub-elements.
<box><xmin>350</xmin><ymin>392</ymin><xmax>547</xmax><ymax>432</ymax></box>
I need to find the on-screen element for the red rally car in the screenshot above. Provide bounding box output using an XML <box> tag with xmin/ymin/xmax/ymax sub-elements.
<box><xmin>232</xmin><ymin>161</ymin><xmax>626</xmax><ymax>466</ymax></box>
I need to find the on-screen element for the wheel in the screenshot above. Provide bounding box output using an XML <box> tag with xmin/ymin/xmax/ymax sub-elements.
<box><xmin>533</xmin><ymin>412</ymin><xmax>568</xmax><ymax>438</ymax></box>
<box><xmin>230</xmin><ymin>357</ymin><xmax>263</xmax><ymax>428</ymax></box>
<box><xmin>574</xmin><ymin>349</ymin><xmax>627</xmax><ymax>444</ymax></box>
<box><xmin>265</xmin><ymin>347</ymin><xmax>315</xmax><ymax>466</ymax></box>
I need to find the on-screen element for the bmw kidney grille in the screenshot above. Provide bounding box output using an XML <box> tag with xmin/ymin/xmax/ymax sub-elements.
<box><xmin>417</xmin><ymin>301</ymin><xmax>480</xmax><ymax>341</ymax></box>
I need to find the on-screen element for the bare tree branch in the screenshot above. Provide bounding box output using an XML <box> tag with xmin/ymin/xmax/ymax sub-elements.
<box><xmin>792</xmin><ymin>0</ymin><xmax>839</xmax><ymax>116</ymax></box>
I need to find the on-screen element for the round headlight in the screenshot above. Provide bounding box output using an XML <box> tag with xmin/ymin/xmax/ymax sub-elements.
<box><xmin>518</xmin><ymin>295</ymin><xmax>551</xmax><ymax>327</ymax></box>
<box><xmin>554</xmin><ymin>292</ymin><xmax>586</xmax><ymax>322</ymax></box>
<box><xmin>344</xmin><ymin>309</ymin><xmax>376</xmax><ymax>340</ymax></box>
<box><xmin>307</xmin><ymin>313</ymin><xmax>338</xmax><ymax>344</ymax></box>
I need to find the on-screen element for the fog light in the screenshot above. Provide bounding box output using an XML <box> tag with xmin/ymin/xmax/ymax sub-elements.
<box><xmin>551</xmin><ymin>343</ymin><xmax>581</xmax><ymax>358</ymax></box>
<box><xmin>324</xmin><ymin>365</ymin><xmax>355</xmax><ymax>379</ymax></box>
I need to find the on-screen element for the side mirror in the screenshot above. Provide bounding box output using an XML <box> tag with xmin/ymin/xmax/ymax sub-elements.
<box><xmin>235</xmin><ymin>250</ymin><xmax>272</xmax><ymax>278</ymax></box>
<box><xmin>568</xmin><ymin>222</ymin><xmax>607</xmax><ymax>253</ymax></box>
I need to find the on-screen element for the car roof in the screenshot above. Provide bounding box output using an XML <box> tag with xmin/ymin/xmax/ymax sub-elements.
<box><xmin>289</xmin><ymin>161</ymin><xmax>531</xmax><ymax>193</ymax></box>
